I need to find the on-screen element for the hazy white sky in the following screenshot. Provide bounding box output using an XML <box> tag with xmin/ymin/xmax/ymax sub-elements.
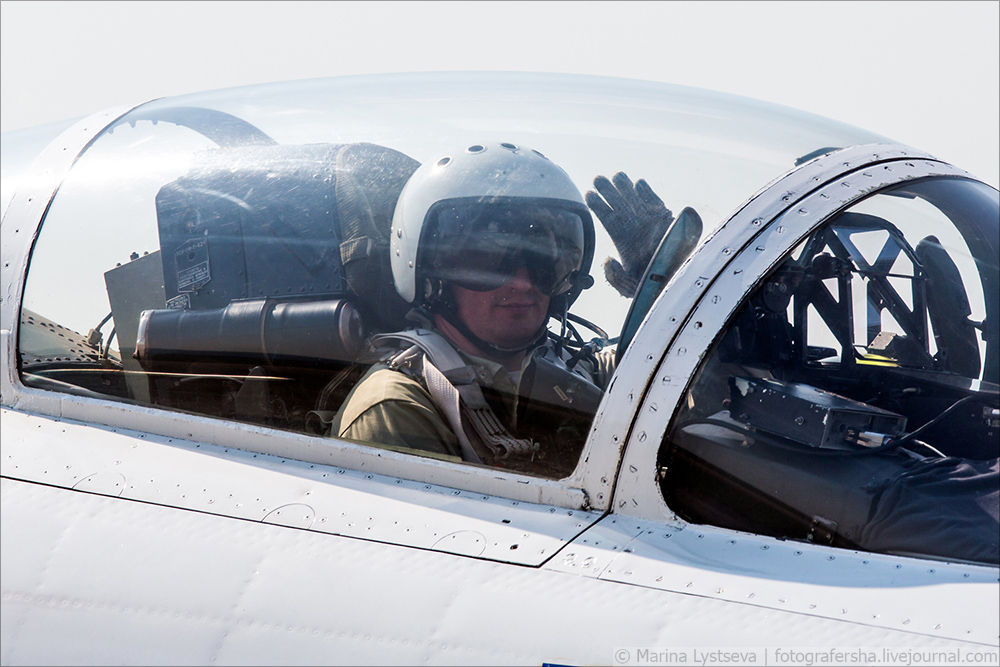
<box><xmin>1</xmin><ymin>1</ymin><xmax>998</xmax><ymax>186</ymax></box>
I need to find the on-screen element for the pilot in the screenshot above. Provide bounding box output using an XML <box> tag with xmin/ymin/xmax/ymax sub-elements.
<box><xmin>328</xmin><ymin>142</ymin><xmax>677</xmax><ymax>476</ymax></box>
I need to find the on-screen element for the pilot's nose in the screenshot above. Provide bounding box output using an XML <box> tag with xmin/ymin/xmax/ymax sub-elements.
<box><xmin>507</xmin><ymin>266</ymin><xmax>535</xmax><ymax>291</ymax></box>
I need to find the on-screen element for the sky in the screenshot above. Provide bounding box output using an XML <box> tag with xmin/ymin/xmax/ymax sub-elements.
<box><xmin>1</xmin><ymin>1</ymin><xmax>998</xmax><ymax>187</ymax></box>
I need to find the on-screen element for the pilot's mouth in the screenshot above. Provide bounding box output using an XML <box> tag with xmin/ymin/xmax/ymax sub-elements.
<box><xmin>497</xmin><ymin>297</ymin><xmax>538</xmax><ymax>308</ymax></box>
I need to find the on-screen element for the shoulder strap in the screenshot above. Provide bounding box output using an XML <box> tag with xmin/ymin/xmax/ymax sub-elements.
<box><xmin>372</xmin><ymin>329</ymin><xmax>468</xmax><ymax>376</ymax></box>
<box><xmin>372</xmin><ymin>329</ymin><xmax>537</xmax><ymax>461</ymax></box>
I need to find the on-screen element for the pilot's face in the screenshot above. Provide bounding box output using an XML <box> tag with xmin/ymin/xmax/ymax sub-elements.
<box><xmin>451</xmin><ymin>266</ymin><xmax>550</xmax><ymax>351</ymax></box>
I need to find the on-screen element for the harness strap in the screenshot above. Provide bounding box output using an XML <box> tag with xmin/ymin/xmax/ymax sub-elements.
<box><xmin>463</xmin><ymin>405</ymin><xmax>538</xmax><ymax>458</ymax></box>
<box><xmin>416</xmin><ymin>350</ymin><xmax>484</xmax><ymax>464</ymax></box>
<box><xmin>374</xmin><ymin>329</ymin><xmax>536</xmax><ymax>460</ymax></box>
<box><xmin>374</xmin><ymin>329</ymin><xmax>468</xmax><ymax>378</ymax></box>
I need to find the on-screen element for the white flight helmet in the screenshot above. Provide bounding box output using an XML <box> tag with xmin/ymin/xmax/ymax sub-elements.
<box><xmin>390</xmin><ymin>142</ymin><xmax>595</xmax><ymax>311</ymax></box>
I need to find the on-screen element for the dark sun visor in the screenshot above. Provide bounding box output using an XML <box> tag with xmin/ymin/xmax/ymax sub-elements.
<box><xmin>423</xmin><ymin>199</ymin><xmax>589</xmax><ymax>295</ymax></box>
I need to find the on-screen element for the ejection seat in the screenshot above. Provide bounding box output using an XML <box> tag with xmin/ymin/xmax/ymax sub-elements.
<box><xmin>112</xmin><ymin>142</ymin><xmax>420</xmax><ymax>432</ymax></box>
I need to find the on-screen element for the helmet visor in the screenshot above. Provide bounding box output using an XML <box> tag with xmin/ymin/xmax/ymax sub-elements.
<box><xmin>426</xmin><ymin>201</ymin><xmax>587</xmax><ymax>295</ymax></box>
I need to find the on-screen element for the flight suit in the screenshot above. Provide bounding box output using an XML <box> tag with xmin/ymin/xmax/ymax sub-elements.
<box><xmin>329</xmin><ymin>332</ymin><xmax>614</xmax><ymax>474</ymax></box>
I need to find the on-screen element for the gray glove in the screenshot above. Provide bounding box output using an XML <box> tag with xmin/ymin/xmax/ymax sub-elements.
<box><xmin>586</xmin><ymin>172</ymin><xmax>675</xmax><ymax>298</ymax></box>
